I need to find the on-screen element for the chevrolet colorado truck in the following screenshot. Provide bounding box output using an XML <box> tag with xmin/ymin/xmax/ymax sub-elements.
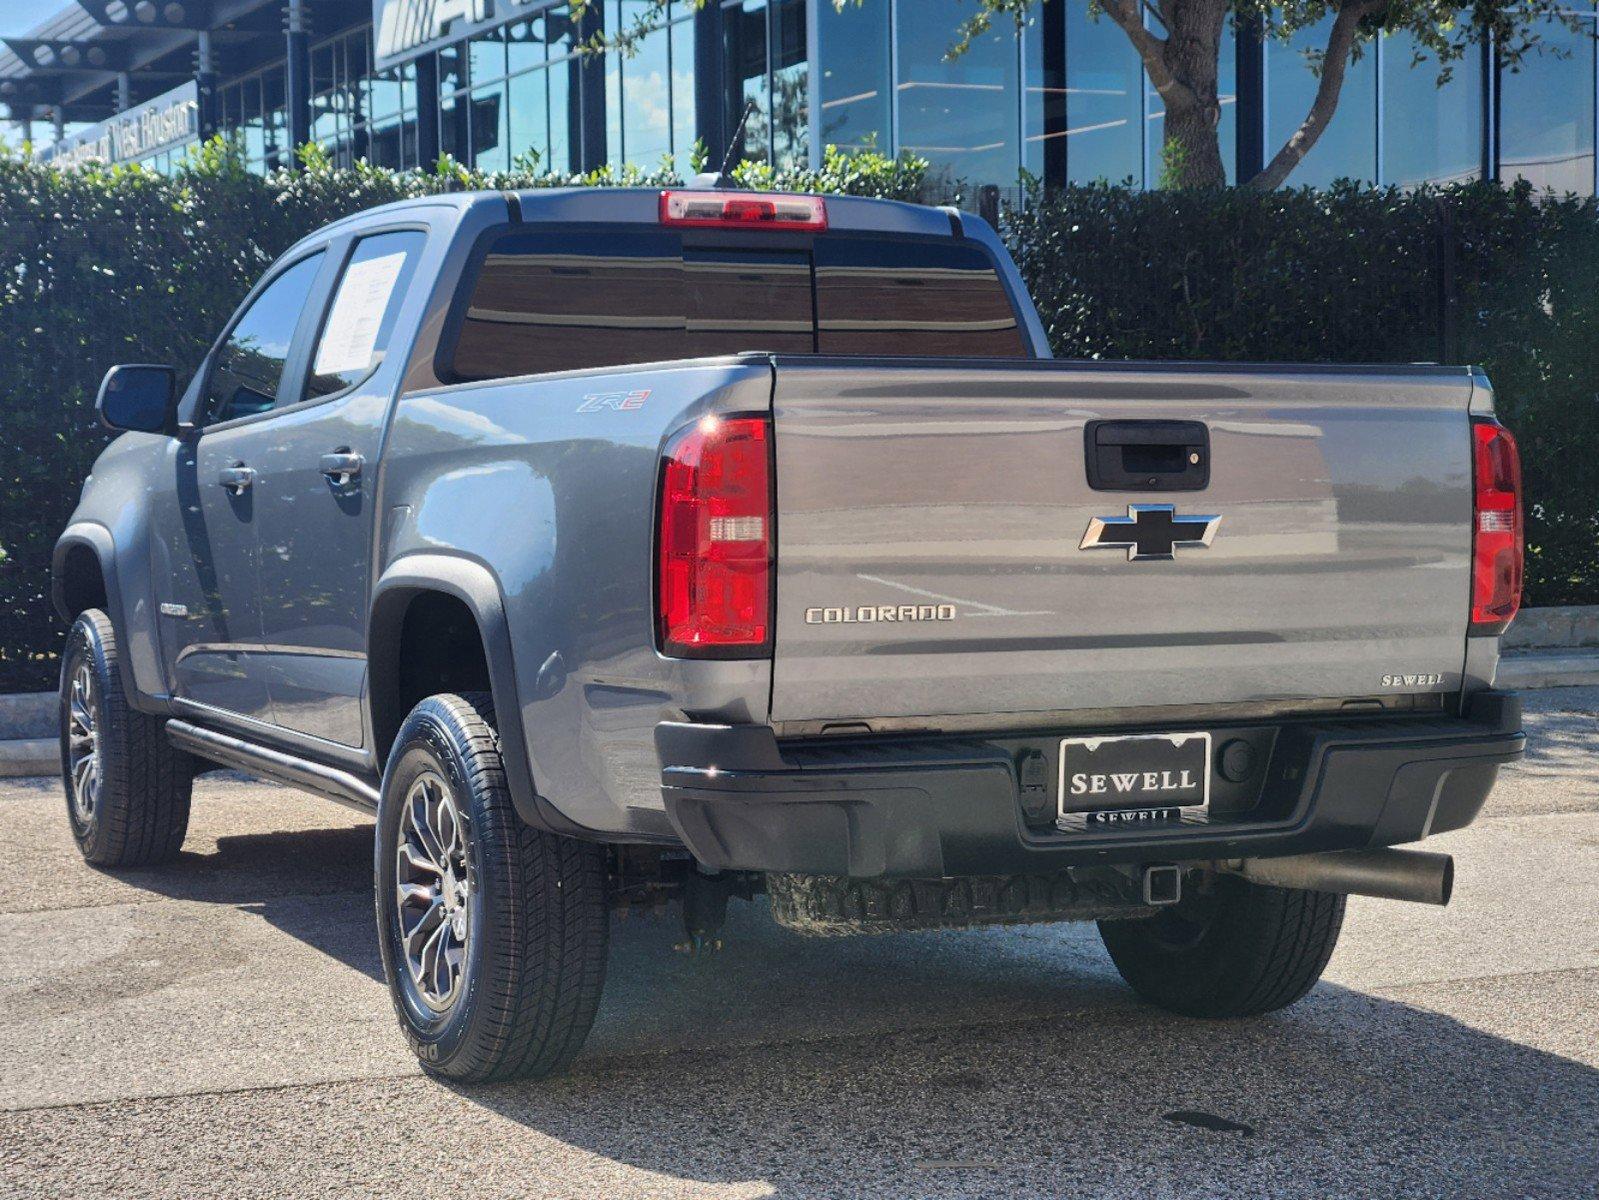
<box><xmin>56</xmin><ymin>186</ymin><xmax>1526</xmax><ymax>1082</ymax></box>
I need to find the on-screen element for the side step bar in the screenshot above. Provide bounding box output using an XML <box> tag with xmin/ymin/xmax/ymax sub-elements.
<box><xmin>166</xmin><ymin>719</ymin><xmax>381</xmax><ymax>813</ymax></box>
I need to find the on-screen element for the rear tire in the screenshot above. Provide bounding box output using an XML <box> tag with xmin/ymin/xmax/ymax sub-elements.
<box><xmin>1097</xmin><ymin>874</ymin><xmax>1345</xmax><ymax>1017</ymax></box>
<box><xmin>60</xmin><ymin>609</ymin><xmax>193</xmax><ymax>867</ymax></box>
<box><xmin>375</xmin><ymin>691</ymin><xmax>609</xmax><ymax>1082</ymax></box>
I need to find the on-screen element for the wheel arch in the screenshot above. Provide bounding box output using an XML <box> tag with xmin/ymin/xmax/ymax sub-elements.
<box><xmin>368</xmin><ymin>554</ymin><xmax>593</xmax><ymax>839</ymax></box>
<box><xmin>53</xmin><ymin>525</ymin><xmax>117</xmax><ymax>625</ymax></box>
<box><xmin>52</xmin><ymin>525</ymin><xmax>140</xmax><ymax>707</ymax></box>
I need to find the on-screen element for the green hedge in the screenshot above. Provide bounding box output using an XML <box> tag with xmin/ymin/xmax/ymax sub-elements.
<box><xmin>1</xmin><ymin>145</ymin><xmax>1595</xmax><ymax>691</ymax></box>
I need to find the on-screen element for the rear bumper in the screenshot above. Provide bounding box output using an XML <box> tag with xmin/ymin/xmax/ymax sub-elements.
<box><xmin>656</xmin><ymin>692</ymin><xmax>1524</xmax><ymax>878</ymax></box>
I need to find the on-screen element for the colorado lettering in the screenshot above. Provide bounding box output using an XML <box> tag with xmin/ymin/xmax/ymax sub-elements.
<box><xmin>804</xmin><ymin>604</ymin><xmax>955</xmax><ymax>624</ymax></box>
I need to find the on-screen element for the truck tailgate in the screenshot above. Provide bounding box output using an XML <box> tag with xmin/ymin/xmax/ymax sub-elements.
<box><xmin>769</xmin><ymin>360</ymin><xmax>1476</xmax><ymax>723</ymax></box>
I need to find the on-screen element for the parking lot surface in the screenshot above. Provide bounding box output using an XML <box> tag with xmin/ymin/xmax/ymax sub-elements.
<box><xmin>1</xmin><ymin>689</ymin><xmax>1595</xmax><ymax>1199</ymax></box>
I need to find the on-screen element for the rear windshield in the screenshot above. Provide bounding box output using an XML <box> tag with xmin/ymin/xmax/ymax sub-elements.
<box><xmin>444</xmin><ymin>225</ymin><xmax>1029</xmax><ymax>383</ymax></box>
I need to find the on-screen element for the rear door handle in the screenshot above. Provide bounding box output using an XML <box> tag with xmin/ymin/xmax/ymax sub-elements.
<box><xmin>319</xmin><ymin>450</ymin><xmax>364</xmax><ymax>485</ymax></box>
<box><xmin>217</xmin><ymin>464</ymin><xmax>255</xmax><ymax>494</ymax></box>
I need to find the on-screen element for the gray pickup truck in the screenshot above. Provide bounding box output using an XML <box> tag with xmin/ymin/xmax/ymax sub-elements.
<box><xmin>55</xmin><ymin>186</ymin><xmax>1526</xmax><ymax>1082</ymax></box>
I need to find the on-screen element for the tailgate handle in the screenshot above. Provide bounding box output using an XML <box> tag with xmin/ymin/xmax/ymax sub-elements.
<box><xmin>1084</xmin><ymin>420</ymin><xmax>1210</xmax><ymax>492</ymax></box>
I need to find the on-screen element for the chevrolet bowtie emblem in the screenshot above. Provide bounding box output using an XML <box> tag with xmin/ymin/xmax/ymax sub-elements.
<box><xmin>1079</xmin><ymin>504</ymin><xmax>1221</xmax><ymax>562</ymax></box>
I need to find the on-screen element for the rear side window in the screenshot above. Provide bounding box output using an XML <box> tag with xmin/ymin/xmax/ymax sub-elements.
<box><xmin>814</xmin><ymin>239</ymin><xmax>1028</xmax><ymax>358</ymax></box>
<box><xmin>444</xmin><ymin>226</ymin><xmax>1028</xmax><ymax>383</ymax></box>
<box><xmin>305</xmin><ymin>230</ymin><xmax>426</xmax><ymax>399</ymax></box>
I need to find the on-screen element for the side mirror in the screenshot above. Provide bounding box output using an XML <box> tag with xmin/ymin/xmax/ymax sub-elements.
<box><xmin>96</xmin><ymin>364</ymin><xmax>177</xmax><ymax>434</ymax></box>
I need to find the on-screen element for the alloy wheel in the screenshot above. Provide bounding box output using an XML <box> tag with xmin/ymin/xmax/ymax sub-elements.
<box><xmin>67</xmin><ymin>659</ymin><xmax>100</xmax><ymax>828</ymax></box>
<box><xmin>395</xmin><ymin>770</ymin><xmax>473</xmax><ymax>1011</ymax></box>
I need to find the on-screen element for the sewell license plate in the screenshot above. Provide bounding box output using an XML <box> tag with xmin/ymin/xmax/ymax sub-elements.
<box><xmin>1057</xmin><ymin>732</ymin><xmax>1211</xmax><ymax>826</ymax></box>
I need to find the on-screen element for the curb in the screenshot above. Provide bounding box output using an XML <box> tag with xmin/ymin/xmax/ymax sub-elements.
<box><xmin>1496</xmin><ymin>650</ymin><xmax>1599</xmax><ymax>691</ymax></box>
<box><xmin>0</xmin><ymin>691</ymin><xmax>53</xmax><ymax>741</ymax></box>
<box><xmin>0</xmin><ymin>738</ymin><xmax>56</xmax><ymax>779</ymax></box>
<box><xmin>1503</xmin><ymin>604</ymin><xmax>1599</xmax><ymax>652</ymax></box>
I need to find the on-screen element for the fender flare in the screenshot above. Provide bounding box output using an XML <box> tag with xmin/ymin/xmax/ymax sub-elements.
<box><xmin>52</xmin><ymin>523</ymin><xmax>141</xmax><ymax>709</ymax></box>
<box><xmin>368</xmin><ymin>553</ymin><xmax>597</xmax><ymax>839</ymax></box>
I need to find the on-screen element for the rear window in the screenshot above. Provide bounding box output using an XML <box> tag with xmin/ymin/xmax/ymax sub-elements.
<box><xmin>814</xmin><ymin>239</ymin><xmax>1029</xmax><ymax>358</ymax></box>
<box><xmin>444</xmin><ymin>226</ymin><xmax>1027</xmax><ymax>383</ymax></box>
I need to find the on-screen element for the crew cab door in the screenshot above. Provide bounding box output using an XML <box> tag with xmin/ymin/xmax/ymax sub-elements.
<box><xmin>151</xmin><ymin>249</ymin><xmax>330</xmax><ymax>722</ymax></box>
<box><xmin>250</xmin><ymin>228</ymin><xmax>427</xmax><ymax>748</ymax></box>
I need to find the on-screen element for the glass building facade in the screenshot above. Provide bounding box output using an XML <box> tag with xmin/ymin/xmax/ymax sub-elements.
<box><xmin>10</xmin><ymin>1</ymin><xmax>1599</xmax><ymax>200</ymax></box>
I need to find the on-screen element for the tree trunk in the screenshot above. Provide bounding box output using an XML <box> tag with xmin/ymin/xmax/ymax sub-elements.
<box><xmin>1101</xmin><ymin>0</ymin><xmax>1229</xmax><ymax>189</ymax></box>
<box><xmin>1162</xmin><ymin>92</ymin><xmax>1228</xmax><ymax>188</ymax></box>
<box><xmin>1160</xmin><ymin>0</ymin><xmax>1229</xmax><ymax>187</ymax></box>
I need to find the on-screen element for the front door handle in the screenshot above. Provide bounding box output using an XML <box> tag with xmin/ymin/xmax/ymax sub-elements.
<box><xmin>217</xmin><ymin>464</ymin><xmax>255</xmax><ymax>494</ymax></box>
<box><xmin>319</xmin><ymin>450</ymin><xmax>364</xmax><ymax>485</ymax></box>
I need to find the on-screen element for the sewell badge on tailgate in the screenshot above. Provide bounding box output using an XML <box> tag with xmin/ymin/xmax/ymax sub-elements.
<box><xmin>1079</xmin><ymin>504</ymin><xmax>1221</xmax><ymax>562</ymax></box>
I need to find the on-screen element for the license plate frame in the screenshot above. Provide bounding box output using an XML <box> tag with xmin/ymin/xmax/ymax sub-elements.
<box><xmin>1057</xmin><ymin>731</ymin><xmax>1212</xmax><ymax>826</ymax></box>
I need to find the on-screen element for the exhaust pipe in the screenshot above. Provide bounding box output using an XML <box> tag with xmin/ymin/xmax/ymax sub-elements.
<box><xmin>1223</xmin><ymin>848</ymin><xmax>1453</xmax><ymax>906</ymax></box>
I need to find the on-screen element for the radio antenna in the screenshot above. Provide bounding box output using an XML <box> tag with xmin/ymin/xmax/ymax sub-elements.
<box><xmin>702</xmin><ymin>98</ymin><xmax>758</xmax><ymax>187</ymax></box>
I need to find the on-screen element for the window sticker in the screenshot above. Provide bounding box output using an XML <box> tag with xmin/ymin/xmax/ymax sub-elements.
<box><xmin>314</xmin><ymin>250</ymin><xmax>409</xmax><ymax>378</ymax></box>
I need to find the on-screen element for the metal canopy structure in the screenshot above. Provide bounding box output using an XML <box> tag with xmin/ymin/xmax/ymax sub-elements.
<box><xmin>0</xmin><ymin>0</ymin><xmax>363</xmax><ymax>126</ymax></box>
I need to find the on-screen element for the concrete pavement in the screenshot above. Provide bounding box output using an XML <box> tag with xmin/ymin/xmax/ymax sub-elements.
<box><xmin>1</xmin><ymin>690</ymin><xmax>1595</xmax><ymax>1198</ymax></box>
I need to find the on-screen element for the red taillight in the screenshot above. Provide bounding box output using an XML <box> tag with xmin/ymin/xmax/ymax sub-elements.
<box><xmin>1470</xmin><ymin>419</ymin><xmax>1523</xmax><ymax>634</ymax></box>
<box><xmin>659</xmin><ymin>189</ymin><xmax>827</xmax><ymax>230</ymax></box>
<box><xmin>657</xmin><ymin>415</ymin><xmax>773</xmax><ymax>657</ymax></box>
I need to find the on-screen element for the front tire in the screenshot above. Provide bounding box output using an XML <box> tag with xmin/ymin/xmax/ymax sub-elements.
<box><xmin>60</xmin><ymin>609</ymin><xmax>193</xmax><ymax>867</ymax></box>
<box><xmin>375</xmin><ymin>692</ymin><xmax>609</xmax><ymax>1082</ymax></box>
<box><xmin>1097</xmin><ymin>874</ymin><xmax>1345</xmax><ymax>1018</ymax></box>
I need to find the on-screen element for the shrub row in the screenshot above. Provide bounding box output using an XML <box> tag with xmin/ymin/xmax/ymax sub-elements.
<box><xmin>0</xmin><ymin>145</ymin><xmax>1594</xmax><ymax>690</ymax></box>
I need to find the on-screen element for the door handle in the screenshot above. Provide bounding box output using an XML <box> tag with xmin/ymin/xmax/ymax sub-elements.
<box><xmin>217</xmin><ymin>464</ymin><xmax>255</xmax><ymax>494</ymax></box>
<box><xmin>1084</xmin><ymin>420</ymin><xmax>1210</xmax><ymax>492</ymax></box>
<box><xmin>319</xmin><ymin>450</ymin><xmax>364</xmax><ymax>485</ymax></box>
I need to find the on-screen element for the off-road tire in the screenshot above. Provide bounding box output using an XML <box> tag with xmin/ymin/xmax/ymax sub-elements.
<box><xmin>1097</xmin><ymin>874</ymin><xmax>1345</xmax><ymax>1017</ymax></box>
<box><xmin>60</xmin><ymin>608</ymin><xmax>193</xmax><ymax>867</ymax></box>
<box><xmin>375</xmin><ymin>691</ymin><xmax>609</xmax><ymax>1082</ymax></box>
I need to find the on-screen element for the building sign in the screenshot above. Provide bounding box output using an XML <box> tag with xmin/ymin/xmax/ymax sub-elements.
<box><xmin>40</xmin><ymin>81</ymin><xmax>199</xmax><ymax>168</ymax></box>
<box><xmin>374</xmin><ymin>0</ymin><xmax>552</xmax><ymax>69</ymax></box>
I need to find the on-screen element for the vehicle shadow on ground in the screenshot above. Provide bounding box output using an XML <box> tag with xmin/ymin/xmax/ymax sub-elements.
<box><xmin>80</xmin><ymin>815</ymin><xmax>1599</xmax><ymax>1198</ymax></box>
<box><xmin>134</xmin><ymin>824</ymin><xmax>1594</xmax><ymax>1200</ymax></box>
<box><xmin>451</xmin><ymin>980</ymin><xmax>1599</xmax><ymax>1199</ymax></box>
<box><xmin>99</xmin><ymin>822</ymin><xmax>374</xmax><ymax>900</ymax></box>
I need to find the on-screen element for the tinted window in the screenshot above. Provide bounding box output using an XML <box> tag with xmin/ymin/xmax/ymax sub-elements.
<box><xmin>204</xmin><ymin>253</ymin><xmax>324</xmax><ymax>423</ymax></box>
<box><xmin>452</xmin><ymin>228</ymin><xmax>685</xmax><ymax>380</ymax></box>
<box><xmin>449</xmin><ymin>227</ymin><xmax>815</xmax><ymax>381</ymax></box>
<box><xmin>814</xmin><ymin>238</ymin><xmax>1027</xmax><ymax>358</ymax></box>
<box><xmin>683</xmin><ymin>247</ymin><xmax>814</xmax><ymax>357</ymax></box>
<box><xmin>305</xmin><ymin>231</ymin><xmax>426</xmax><ymax>399</ymax></box>
<box><xmin>446</xmin><ymin>226</ymin><xmax>1028</xmax><ymax>382</ymax></box>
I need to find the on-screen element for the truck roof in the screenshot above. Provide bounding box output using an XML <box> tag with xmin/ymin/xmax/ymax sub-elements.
<box><xmin>295</xmin><ymin>186</ymin><xmax>966</xmax><ymax>248</ymax></box>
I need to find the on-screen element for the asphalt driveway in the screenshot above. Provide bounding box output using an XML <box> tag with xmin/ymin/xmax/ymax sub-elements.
<box><xmin>1</xmin><ymin>689</ymin><xmax>1595</xmax><ymax>1198</ymax></box>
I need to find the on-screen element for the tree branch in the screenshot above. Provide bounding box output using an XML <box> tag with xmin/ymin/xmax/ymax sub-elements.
<box><xmin>1100</xmin><ymin>0</ymin><xmax>1193</xmax><ymax>111</ymax></box>
<box><xmin>1248</xmin><ymin>0</ymin><xmax>1384</xmax><ymax>191</ymax></box>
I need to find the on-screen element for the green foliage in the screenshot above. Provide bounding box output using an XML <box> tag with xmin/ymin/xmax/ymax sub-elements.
<box><xmin>0</xmin><ymin>147</ymin><xmax>1592</xmax><ymax>692</ymax></box>
<box><xmin>1006</xmin><ymin>178</ymin><xmax>1599</xmax><ymax>610</ymax></box>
